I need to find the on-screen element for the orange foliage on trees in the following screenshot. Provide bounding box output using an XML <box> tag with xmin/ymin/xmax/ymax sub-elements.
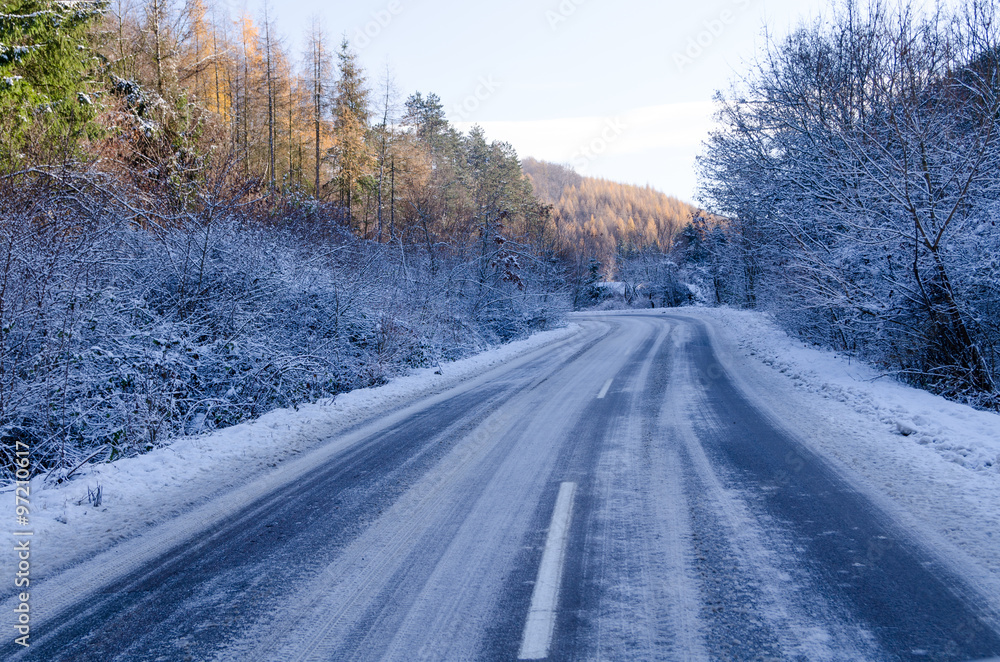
<box><xmin>522</xmin><ymin>158</ymin><xmax>699</xmax><ymax>276</ymax></box>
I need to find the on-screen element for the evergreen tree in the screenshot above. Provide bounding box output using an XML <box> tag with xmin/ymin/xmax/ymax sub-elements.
<box><xmin>402</xmin><ymin>91</ymin><xmax>451</xmax><ymax>151</ymax></box>
<box><xmin>0</xmin><ymin>0</ymin><xmax>107</xmax><ymax>167</ymax></box>
<box><xmin>584</xmin><ymin>258</ymin><xmax>604</xmax><ymax>304</ymax></box>
<box><xmin>331</xmin><ymin>37</ymin><xmax>370</xmax><ymax>225</ymax></box>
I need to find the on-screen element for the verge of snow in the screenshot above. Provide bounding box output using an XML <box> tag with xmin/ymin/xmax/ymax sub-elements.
<box><xmin>2</xmin><ymin>324</ymin><xmax>581</xmax><ymax>581</ymax></box>
<box><xmin>693</xmin><ymin>308</ymin><xmax>1000</xmax><ymax>475</ymax></box>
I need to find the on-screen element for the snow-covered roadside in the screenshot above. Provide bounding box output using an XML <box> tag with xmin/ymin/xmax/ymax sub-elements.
<box><xmin>2</xmin><ymin>324</ymin><xmax>581</xmax><ymax>580</ymax></box>
<box><xmin>684</xmin><ymin>307</ymin><xmax>1000</xmax><ymax>582</ymax></box>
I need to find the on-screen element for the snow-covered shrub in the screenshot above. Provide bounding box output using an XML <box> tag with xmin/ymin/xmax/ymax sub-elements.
<box><xmin>0</xmin><ymin>173</ymin><xmax>568</xmax><ymax>482</ymax></box>
<box><xmin>698</xmin><ymin>1</ymin><xmax>1000</xmax><ymax>407</ymax></box>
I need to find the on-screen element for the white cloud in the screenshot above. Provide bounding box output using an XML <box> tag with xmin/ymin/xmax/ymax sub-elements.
<box><xmin>455</xmin><ymin>102</ymin><xmax>714</xmax><ymax>158</ymax></box>
<box><xmin>454</xmin><ymin>102</ymin><xmax>717</xmax><ymax>202</ymax></box>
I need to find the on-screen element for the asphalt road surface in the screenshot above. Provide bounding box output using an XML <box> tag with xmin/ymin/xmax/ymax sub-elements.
<box><xmin>7</xmin><ymin>313</ymin><xmax>1000</xmax><ymax>661</ymax></box>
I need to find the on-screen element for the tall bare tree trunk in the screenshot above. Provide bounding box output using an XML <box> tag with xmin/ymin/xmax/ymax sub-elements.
<box><xmin>212</xmin><ymin>16</ymin><xmax>222</xmax><ymax>120</ymax></box>
<box><xmin>150</xmin><ymin>0</ymin><xmax>164</xmax><ymax>96</ymax></box>
<box><xmin>309</xmin><ymin>25</ymin><xmax>324</xmax><ymax>198</ymax></box>
<box><xmin>390</xmin><ymin>157</ymin><xmax>395</xmax><ymax>239</ymax></box>
<box><xmin>288</xmin><ymin>81</ymin><xmax>294</xmax><ymax>187</ymax></box>
<box><xmin>264</xmin><ymin>5</ymin><xmax>275</xmax><ymax>189</ymax></box>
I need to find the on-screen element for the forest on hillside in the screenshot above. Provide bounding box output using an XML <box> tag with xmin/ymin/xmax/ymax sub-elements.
<box><xmin>0</xmin><ymin>0</ymin><xmax>566</xmax><ymax>480</ymax></box>
<box><xmin>522</xmin><ymin>158</ymin><xmax>709</xmax><ymax>309</ymax></box>
<box><xmin>522</xmin><ymin>158</ymin><xmax>700</xmax><ymax>278</ymax></box>
<box><xmin>698</xmin><ymin>0</ymin><xmax>1000</xmax><ymax>408</ymax></box>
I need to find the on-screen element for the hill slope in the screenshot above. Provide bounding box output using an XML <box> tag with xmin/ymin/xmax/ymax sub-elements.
<box><xmin>522</xmin><ymin>158</ymin><xmax>698</xmax><ymax>276</ymax></box>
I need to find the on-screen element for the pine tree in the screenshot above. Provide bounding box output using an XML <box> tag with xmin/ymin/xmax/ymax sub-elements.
<box><xmin>402</xmin><ymin>92</ymin><xmax>449</xmax><ymax>150</ymax></box>
<box><xmin>0</xmin><ymin>0</ymin><xmax>107</xmax><ymax>167</ymax></box>
<box><xmin>331</xmin><ymin>37</ymin><xmax>370</xmax><ymax>226</ymax></box>
<box><xmin>235</xmin><ymin>13</ymin><xmax>260</xmax><ymax>178</ymax></box>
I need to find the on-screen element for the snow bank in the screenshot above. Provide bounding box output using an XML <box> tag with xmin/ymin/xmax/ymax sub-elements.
<box><xmin>696</xmin><ymin>308</ymin><xmax>1000</xmax><ymax>476</ymax></box>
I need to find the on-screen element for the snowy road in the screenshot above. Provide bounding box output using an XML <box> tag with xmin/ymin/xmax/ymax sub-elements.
<box><xmin>6</xmin><ymin>313</ymin><xmax>1000</xmax><ymax>661</ymax></box>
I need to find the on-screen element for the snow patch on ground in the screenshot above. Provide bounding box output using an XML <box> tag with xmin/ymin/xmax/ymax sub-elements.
<box><xmin>3</xmin><ymin>324</ymin><xmax>581</xmax><ymax>580</ymax></box>
<box><xmin>698</xmin><ymin>308</ymin><xmax>1000</xmax><ymax>475</ymax></box>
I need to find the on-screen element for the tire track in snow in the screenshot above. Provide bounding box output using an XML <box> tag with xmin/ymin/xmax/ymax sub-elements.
<box><xmin>673</xmin><ymin>318</ymin><xmax>886</xmax><ymax>661</ymax></box>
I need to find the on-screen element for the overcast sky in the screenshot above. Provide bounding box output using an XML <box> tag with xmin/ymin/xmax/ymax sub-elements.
<box><xmin>243</xmin><ymin>0</ymin><xmax>835</xmax><ymax>203</ymax></box>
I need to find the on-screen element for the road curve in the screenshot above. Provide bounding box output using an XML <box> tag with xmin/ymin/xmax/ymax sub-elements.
<box><xmin>5</xmin><ymin>312</ymin><xmax>1000</xmax><ymax>661</ymax></box>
